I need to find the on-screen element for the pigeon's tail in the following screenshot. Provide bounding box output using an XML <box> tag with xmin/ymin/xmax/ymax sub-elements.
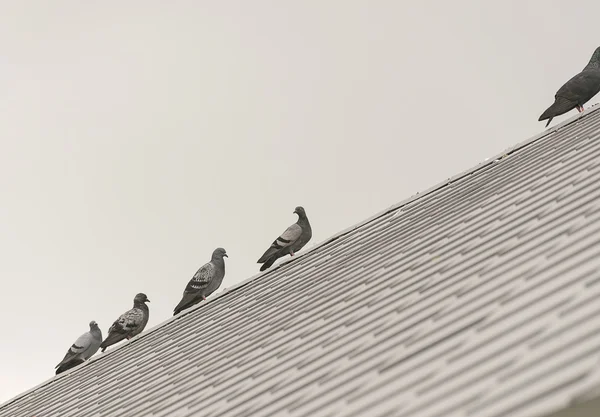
<box><xmin>99</xmin><ymin>333</ymin><xmax>125</xmax><ymax>353</ymax></box>
<box><xmin>173</xmin><ymin>301</ymin><xmax>187</xmax><ymax>316</ymax></box>
<box><xmin>173</xmin><ymin>293</ymin><xmax>200</xmax><ymax>316</ymax></box>
<box><xmin>259</xmin><ymin>256</ymin><xmax>277</xmax><ymax>271</ymax></box>
<box><xmin>539</xmin><ymin>97</ymin><xmax>577</xmax><ymax>127</ymax></box>
<box><xmin>55</xmin><ymin>353</ymin><xmax>74</xmax><ymax>370</ymax></box>
<box><xmin>55</xmin><ymin>359</ymin><xmax>84</xmax><ymax>375</ymax></box>
<box><xmin>257</xmin><ymin>247</ymin><xmax>279</xmax><ymax>264</ymax></box>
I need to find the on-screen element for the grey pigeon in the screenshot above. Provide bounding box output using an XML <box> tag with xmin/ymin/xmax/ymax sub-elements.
<box><xmin>173</xmin><ymin>248</ymin><xmax>227</xmax><ymax>316</ymax></box>
<box><xmin>55</xmin><ymin>321</ymin><xmax>102</xmax><ymax>375</ymax></box>
<box><xmin>100</xmin><ymin>293</ymin><xmax>150</xmax><ymax>352</ymax></box>
<box><xmin>539</xmin><ymin>46</ymin><xmax>600</xmax><ymax>127</ymax></box>
<box><xmin>257</xmin><ymin>206</ymin><xmax>312</xmax><ymax>271</ymax></box>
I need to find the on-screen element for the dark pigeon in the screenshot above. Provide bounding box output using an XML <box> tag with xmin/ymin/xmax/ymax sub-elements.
<box><xmin>257</xmin><ymin>206</ymin><xmax>312</xmax><ymax>271</ymax></box>
<box><xmin>100</xmin><ymin>293</ymin><xmax>150</xmax><ymax>352</ymax></box>
<box><xmin>173</xmin><ymin>248</ymin><xmax>228</xmax><ymax>316</ymax></box>
<box><xmin>55</xmin><ymin>321</ymin><xmax>102</xmax><ymax>375</ymax></box>
<box><xmin>539</xmin><ymin>46</ymin><xmax>600</xmax><ymax>127</ymax></box>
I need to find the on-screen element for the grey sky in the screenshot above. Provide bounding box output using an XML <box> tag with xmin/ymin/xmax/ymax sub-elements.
<box><xmin>0</xmin><ymin>0</ymin><xmax>598</xmax><ymax>403</ymax></box>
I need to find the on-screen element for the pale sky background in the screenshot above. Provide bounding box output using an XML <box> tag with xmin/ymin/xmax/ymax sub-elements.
<box><xmin>1</xmin><ymin>0</ymin><xmax>599</xmax><ymax>403</ymax></box>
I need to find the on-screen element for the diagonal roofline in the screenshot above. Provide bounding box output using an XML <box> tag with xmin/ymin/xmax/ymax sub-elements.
<box><xmin>3</xmin><ymin>103</ymin><xmax>600</xmax><ymax>410</ymax></box>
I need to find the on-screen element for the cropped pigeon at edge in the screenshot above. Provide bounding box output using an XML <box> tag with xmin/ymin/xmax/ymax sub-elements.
<box><xmin>257</xmin><ymin>206</ymin><xmax>312</xmax><ymax>271</ymax></box>
<box><xmin>539</xmin><ymin>46</ymin><xmax>600</xmax><ymax>127</ymax></box>
<box><xmin>55</xmin><ymin>321</ymin><xmax>102</xmax><ymax>375</ymax></box>
<box><xmin>100</xmin><ymin>293</ymin><xmax>150</xmax><ymax>352</ymax></box>
<box><xmin>173</xmin><ymin>248</ymin><xmax>228</xmax><ymax>316</ymax></box>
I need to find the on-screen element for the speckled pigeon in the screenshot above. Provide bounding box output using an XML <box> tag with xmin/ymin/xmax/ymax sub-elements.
<box><xmin>257</xmin><ymin>206</ymin><xmax>312</xmax><ymax>271</ymax></box>
<box><xmin>55</xmin><ymin>321</ymin><xmax>102</xmax><ymax>374</ymax></box>
<box><xmin>539</xmin><ymin>46</ymin><xmax>600</xmax><ymax>127</ymax></box>
<box><xmin>173</xmin><ymin>248</ymin><xmax>227</xmax><ymax>316</ymax></box>
<box><xmin>100</xmin><ymin>293</ymin><xmax>150</xmax><ymax>352</ymax></box>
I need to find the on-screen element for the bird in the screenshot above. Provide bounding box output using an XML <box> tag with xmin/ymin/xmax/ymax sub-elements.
<box><xmin>257</xmin><ymin>206</ymin><xmax>312</xmax><ymax>271</ymax></box>
<box><xmin>539</xmin><ymin>46</ymin><xmax>600</xmax><ymax>127</ymax></box>
<box><xmin>55</xmin><ymin>321</ymin><xmax>102</xmax><ymax>375</ymax></box>
<box><xmin>100</xmin><ymin>293</ymin><xmax>150</xmax><ymax>352</ymax></box>
<box><xmin>173</xmin><ymin>248</ymin><xmax>228</xmax><ymax>316</ymax></box>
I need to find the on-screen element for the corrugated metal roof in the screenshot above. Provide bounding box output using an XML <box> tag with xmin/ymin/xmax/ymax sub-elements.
<box><xmin>3</xmin><ymin>108</ymin><xmax>600</xmax><ymax>417</ymax></box>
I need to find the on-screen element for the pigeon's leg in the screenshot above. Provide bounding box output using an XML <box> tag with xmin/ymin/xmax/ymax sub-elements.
<box><xmin>290</xmin><ymin>250</ymin><xmax>295</xmax><ymax>256</ymax></box>
<box><xmin>126</xmin><ymin>335</ymin><xmax>132</xmax><ymax>340</ymax></box>
<box><xmin>577</xmin><ymin>105</ymin><xmax>584</xmax><ymax>113</ymax></box>
<box><xmin>203</xmin><ymin>296</ymin><xmax>207</xmax><ymax>301</ymax></box>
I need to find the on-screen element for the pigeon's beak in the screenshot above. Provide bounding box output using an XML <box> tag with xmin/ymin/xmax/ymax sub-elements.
<box><xmin>293</xmin><ymin>210</ymin><xmax>298</xmax><ymax>214</ymax></box>
<box><xmin>146</xmin><ymin>298</ymin><xmax>151</xmax><ymax>303</ymax></box>
<box><xmin>224</xmin><ymin>254</ymin><xmax>228</xmax><ymax>258</ymax></box>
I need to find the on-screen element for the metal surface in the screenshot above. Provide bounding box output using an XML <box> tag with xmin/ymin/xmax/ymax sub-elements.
<box><xmin>3</xmin><ymin>108</ymin><xmax>600</xmax><ymax>417</ymax></box>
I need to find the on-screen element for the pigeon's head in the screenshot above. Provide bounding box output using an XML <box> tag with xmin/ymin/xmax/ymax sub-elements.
<box><xmin>212</xmin><ymin>247</ymin><xmax>228</xmax><ymax>260</ymax></box>
<box><xmin>293</xmin><ymin>206</ymin><xmax>307</xmax><ymax>218</ymax></box>
<box><xmin>134</xmin><ymin>293</ymin><xmax>150</xmax><ymax>304</ymax></box>
<box><xmin>89</xmin><ymin>321</ymin><xmax>99</xmax><ymax>330</ymax></box>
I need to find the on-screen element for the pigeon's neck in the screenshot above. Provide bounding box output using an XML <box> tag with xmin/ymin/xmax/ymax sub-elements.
<box><xmin>297</xmin><ymin>215</ymin><xmax>310</xmax><ymax>228</ymax></box>
<box><xmin>212</xmin><ymin>257</ymin><xmax>225</xmax><ymax>268</ymax></box>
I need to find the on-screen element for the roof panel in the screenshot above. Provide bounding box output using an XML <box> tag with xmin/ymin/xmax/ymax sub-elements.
<box><xmin>4</xmin><ymin>108</ymin><xmax>600</xmax><ymax>417</ymax></box>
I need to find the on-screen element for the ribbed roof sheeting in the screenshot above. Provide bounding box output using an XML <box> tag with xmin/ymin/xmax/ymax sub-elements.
<box><xmin>3</xmin><ymin>108</ymin><xmax>600</xmax><ymax>417</ymax></box>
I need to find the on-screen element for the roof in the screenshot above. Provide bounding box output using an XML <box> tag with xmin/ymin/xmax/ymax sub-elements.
<box><xmin>3</xmin><ymin>108</ymin><xmax>600</xmax><ymax>417</ymax></box>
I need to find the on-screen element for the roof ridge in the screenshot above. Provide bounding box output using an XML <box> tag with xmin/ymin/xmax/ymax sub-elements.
<box><xmin>2</xmin><ymin>103</ymin><xmax>599</xmax><ymax>410</ymax></box>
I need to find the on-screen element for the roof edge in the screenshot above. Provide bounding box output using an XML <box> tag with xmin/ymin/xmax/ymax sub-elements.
<box><xmin>2</xmin><ymin>103</ymin><xmax>599</xmax><ymax>410</ymax></box>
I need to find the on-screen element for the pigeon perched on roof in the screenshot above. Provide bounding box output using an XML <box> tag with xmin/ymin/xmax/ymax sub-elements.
<box><xmin>100</xmin><ymin>293</ymin><xmax>150</xmax><ymax>352</ymax></box>
<box><xmin>55</xmin><ymin>321</ymin><xmax>102</xmax><ymax>375</ymax></box>
<box><xmin>539</xmin><ymin>46</ymin><xmax>600</xmax><ymax>127</ymax></box>
<box><xmin>257</xmin><ymin>206</ymin><xmax>312</xmax><ymax>271</ymax></box>
<box><xmin>173</xmin><ymin>248</ymin><xmax>227</xmax><ymax>316</ymax></box>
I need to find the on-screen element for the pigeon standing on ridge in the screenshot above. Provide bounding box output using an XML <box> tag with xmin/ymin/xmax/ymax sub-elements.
<box><xmin>173</xmin><ymin>248</ymin><xmax>227</xmax><ymax>316</ymax></box>
<box><xmin>100</xmin><ymin>293</ymin><xmax>150</xmax><ymax>352</ymax></box>
<box><xmin>257</xmin><ymin>206</ymin><xmax>312</xmax><ymax>271</ymax></box>
<box><xmin>55</xmin><ymin>321</ymin><xmax>102</xmax><ymax>374</ymax></box>
<box><xmin>539</xmin><ymin>46</ymin><xmax>600</xmax><ymax>127</ymax></box>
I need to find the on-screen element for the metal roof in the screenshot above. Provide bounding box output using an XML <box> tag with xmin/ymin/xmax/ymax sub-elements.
<box><xmin>3</xmin><ymin>108</ymin><xmax>600</xmax><ymax>417</ymax></box>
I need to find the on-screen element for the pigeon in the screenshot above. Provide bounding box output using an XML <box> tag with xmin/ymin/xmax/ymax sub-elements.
<box><xmin>55</xmin><ymin>321</ymin><xmax>102</xmax><ymax>375</ymax></box>
<box><xmin>539</xmin><ymin>46</ymin><xmax>600</xmax><ymax>127</ymax></box>
<box><xmin>100</xmin><ymin>293</ymin><xmax>150</xmax><ymax>352</ymax></box>
<box><xmin>257</xmin><ymin>206</ymin><xmax>312</xmax><ymax>271</ymax></box>
<box><xmin>173</xmin><ymin>248</ymin><xmax>228</xmax><ymax>316</ymax></box>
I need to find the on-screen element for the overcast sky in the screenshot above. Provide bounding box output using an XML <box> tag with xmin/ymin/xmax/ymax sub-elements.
<box><xmin>1</xmin><ymin>0</ymin><xmax>599</xmax><ymax>403</ymax></box>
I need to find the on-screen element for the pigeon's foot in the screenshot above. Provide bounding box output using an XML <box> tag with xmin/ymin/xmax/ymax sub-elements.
<box><xmin>203</xmin><ymin>296</ymin><xmax>207</xmax><ymax>301</ymax></box>
<box><xmin>290</xmin><ymin>250</ymin><xmax>295</xmax><ymax>256</ymax></box>
<box><xmin>577</xmin><ymin>105</ymin><xmax>584</xmax><ymax>113</ymax></box>
<box><xmin>126</xmin><ymin>336</ymin><xmax>131</xmax><ymax>340</ymax></box>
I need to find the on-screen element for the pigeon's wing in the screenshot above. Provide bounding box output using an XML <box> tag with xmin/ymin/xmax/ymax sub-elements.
<box><xmin>107</xmin><ymin>308</ymin><xmax>144</xmax><ymax>337</ymax></box>
<box><xmin>557</xmin><ymin>71</ymin><xmax>600</xmax><ymax>103</ymax></box>
<box><xmin>173</xmin><ymin>263</ymin><xmax>215</xmax><ymax>315</ymax></box>
<box><xmin>100</xmin><ymin>308</ymin><xmax>145</xmax><ymax>351</ymax></box>
<box><xmin>55</xmin><ymin>331</ymin><xmax>94</xmax><ymax>368</ymax></box>
<box><xmin>184</xmin><ymin>263</ymin><xmax>215</xmax><ymax>294</ymax></box>
<box><xmin>258</xmin><ymin>223</ymin><xmax>303</xmax><ymax>262</ymax></box>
